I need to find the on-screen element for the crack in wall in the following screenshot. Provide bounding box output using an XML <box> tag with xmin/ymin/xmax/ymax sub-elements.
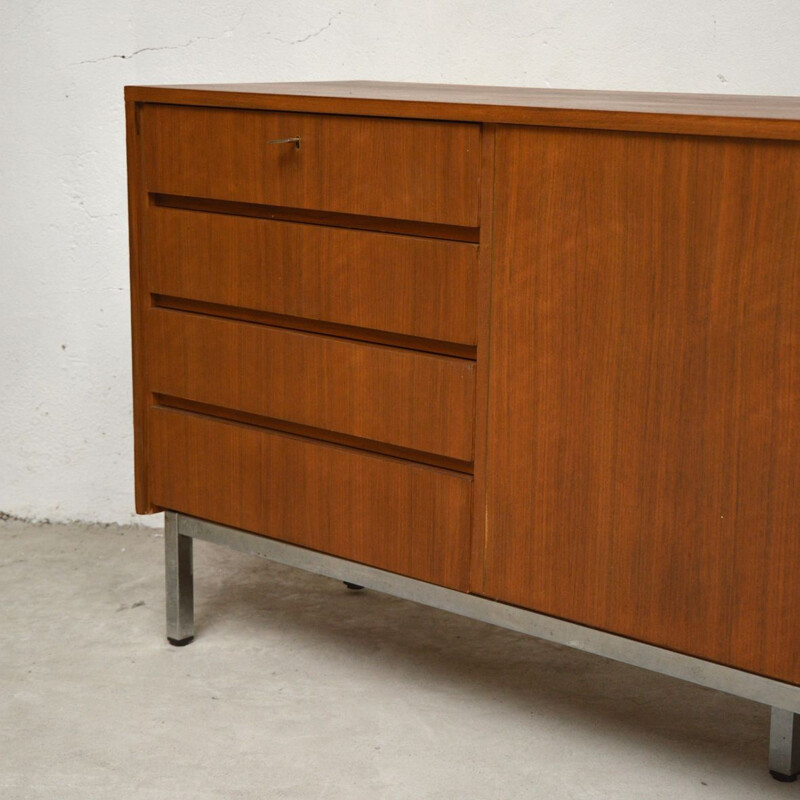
<box><xmin>71</xmin><ymin>8</ymin><xmax>342</xmax><ymax>64</ymax></box>
<box><xmin>274</xmin><ymin>11</ymin><xmax>343</xmax><ymax>45</ymax></box>
<box><xmin>70</xmin><ymin>10</ymin><xmax>247</xmax><ymax>66</ymax></box>
<box><xmin>74</xmin><ymin>42</ymin><xmax>205</xmax><ymax>65</ymax></box>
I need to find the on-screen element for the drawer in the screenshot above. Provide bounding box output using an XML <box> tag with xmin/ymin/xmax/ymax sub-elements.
<box><xmin>146</xmin><ymin>308</ymin><xmax>476</xmax><ymax>463</ymax></box>
<box><xmin>149</xmin><ymin>408</ymin><xmax>473</xmax><ymax>589</ymax></box>
<box><xmin>140</xmin><ymin>104</ymin><xmax>481</xmax><ymax>227</ymax></box>
<box><xmin>144</xmin><ymin>205</ymin><xmax>478</xmax><ymax>346</ymax></box>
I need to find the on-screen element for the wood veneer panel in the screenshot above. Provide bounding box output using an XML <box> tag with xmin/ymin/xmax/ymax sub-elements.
<box><xmin>153</xmin><ymin>394</ymin><xmax>473</xmax><ymax>474</ymax></box>
<box><xmin>150</xmin><ymin>194</ymin><xmax>479</xmax><ymax>242</ymax></box>
<box><xmin>125</xmin><ymin>82</ymin><xmax>800</xmax><ymax>141</ymax></box>
<box><xmin>125</xmin><ymin>100</ymin><xmax>156</xmax><ymax>513</ymax></box>
<box><xmin>469</xmin><ymin>123</ymin><xmax>497</xmax><ymax>592</ymax></box>
<box><xmin>140</xmin><ymin>104</ymin><xmax>480</xmax><ymax>226</ymax></box>
<box><xmin>484</xmin><ymin>126</ymin><xmax>800</xmax><ymax>683</ymax></box>
<box><xmin>143</xmin><ymin>205</ymin><xmax>478</xmax><ymax>345</ymax></box>
<box><xmin>146</xmin><ymin>308</ymin><xmax>476</xmax><ymax>462</ymax></box>
<box><xmin>149</xmin><ymin>407</ymin><xmax>472</xmax><ymax>589</ymax></box>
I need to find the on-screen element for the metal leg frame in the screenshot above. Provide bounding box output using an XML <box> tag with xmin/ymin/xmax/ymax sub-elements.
<box><xmin>164</xmin><ymin>511</ymin><xmax>194</xmax><ymax>646</ymax></box>
<box><xmin>164</xmin><ymin>511</ymin><xmax>800</xmax><ymax>779</ymax></box>
<box><xmin>770</xmin><ymin>708</ymin><xmax>800</xmax><ymax>781</ymax></box>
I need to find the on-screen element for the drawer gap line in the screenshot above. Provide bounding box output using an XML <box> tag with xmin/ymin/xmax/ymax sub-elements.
<box><xmin>151</xmin><ymin>295</ymin><xmax>477</xmax><ymax>361</ymax></box>
<box><xmin>150</xmin><ymin>193</ymin><xmax>481</xmax><ymax>244</ymax></box>
<box><xmin>153</xmin><ymin>395</ymin><xmax>476</xmax><ymax>475</ymax></box>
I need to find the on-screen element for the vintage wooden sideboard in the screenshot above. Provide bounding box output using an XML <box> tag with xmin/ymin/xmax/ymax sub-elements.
<box><xmin>125</xmin><ymin>81</ymin><xmax>800</xmax><ymax>779</ymax></box>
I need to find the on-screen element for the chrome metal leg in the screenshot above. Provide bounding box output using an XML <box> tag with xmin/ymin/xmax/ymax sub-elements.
<box><xmin>165</xmin><ymin>511</ymin><xmax>194</xmax><ymax>646</ymax></box>
<box><xmin>770</xmin><ymin>708</ymin><xmax>800</xmax><ymax>781</ymax></box>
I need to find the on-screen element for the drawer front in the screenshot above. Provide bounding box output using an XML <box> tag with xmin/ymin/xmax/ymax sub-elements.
<box><xmin>145</xmin><ymin>206</ymin><xmax>478</xmax><ymax>346</ymax></box>
<box><xmin>149</xmin><ymin>408</ymin><xmax>472</xmax><ymax>589</ymax></box>
<box><xmin>146</xmin><ymin>308</ymin><xmax>476</xmax><ymax>463</ymax></box>
<box><xmin>140</xmin><ymin>104</ymin><xmax>481</xmax><ymax>227</ymax></box>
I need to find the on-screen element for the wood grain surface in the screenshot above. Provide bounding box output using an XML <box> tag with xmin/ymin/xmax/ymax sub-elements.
<box><xmin>143</xmin><ymin>205</ymin><xmax>478</xmax><ymax>345</ymax></box>
<box><xmin>469</xmin><ymin>123</ymin><xmax>496</xmax><ymax>592</ymax></box>
<box><xmin>125</xmin><ymin>100</ymin><xmax>155</xmax><ymax>513</ymax></box>
<box><xmin>126</xmin><ymin>81</ymin><xmax>800</xmax><ymax>140</ymax></box>
<box><xmin>149</xmin><ymin>407</ymin><xmax>473</xmax><ymax>589</ymax></box>
<box><xmin>128</xmin><ymin>86</ymin><xmax>800</xmax><ymax>684</ymax></box>
<box><xmin>140</xmin><ymin>104</ymin><xmax>481</xmax><ymax>226</ymax></box>
<box><xmin>483</xmin><ymin>125</ymin><xmax>800</xmax><ymax>683</ymax></box>
<box><xmin>150</xmin><ymin>194</ymin><xmax>479</xmax><ymax>243</ymax></box>
<box><xmin>146</xmin><ymin>308</ymin><xmax>476</xmax><ymax>462</ymax></box>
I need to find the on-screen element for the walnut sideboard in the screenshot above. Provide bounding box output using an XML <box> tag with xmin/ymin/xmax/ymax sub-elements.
<box><xmin>125</xmin><ymin>81</ymin><xmax>800</xmax><ymax>779</ymax></box>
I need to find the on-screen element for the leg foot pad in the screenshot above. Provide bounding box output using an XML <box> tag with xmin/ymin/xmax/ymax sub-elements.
<box><xmin>168</xmin><ymin>636</ymin><xmax>194</xmax><ymax>647</ymax></box>
<box><xmin>344</xmin><ymin>582</ymin><xmax>364</xmax><ymax>591</ymax></box>
<box><xmin>770</xmin><ymin>770</ymin><xmax>798</xmax><ymax>783</ymax></box>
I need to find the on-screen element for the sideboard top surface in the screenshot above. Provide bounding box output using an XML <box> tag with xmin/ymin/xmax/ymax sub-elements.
<box><xmin>125</xmin><ymin>80</ymin><xmax>800</xmax><ymax>140</ymax></box>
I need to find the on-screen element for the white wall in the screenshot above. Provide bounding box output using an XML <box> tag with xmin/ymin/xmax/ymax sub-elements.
<box><xmin>1</xmin><ymin>0</ymin><xmax>799</xmax><ymax>526</ymax></box>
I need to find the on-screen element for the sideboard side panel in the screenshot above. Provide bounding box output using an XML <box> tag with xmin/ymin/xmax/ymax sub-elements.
<box><xmin>126</xmin><ymin>99</ymin><xmax>156</xmax><ymax>513</ymax></box>
<box><xmin>483</xmin><ymin>125</ymin><xmax>800</xmax><ymax>684</ymax></box>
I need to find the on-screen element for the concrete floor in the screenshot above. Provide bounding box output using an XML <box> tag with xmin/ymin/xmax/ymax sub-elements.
<box><xmin>0</xmin><ymin>520</ymin><xmax>795</xmax><ymax>799</ymax></box>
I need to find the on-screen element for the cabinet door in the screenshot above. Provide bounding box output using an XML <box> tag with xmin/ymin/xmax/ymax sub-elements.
<box><xmin>484</xmin><ymin>125</ymin><xmax>800</xmax><ymax>684</ymax></box>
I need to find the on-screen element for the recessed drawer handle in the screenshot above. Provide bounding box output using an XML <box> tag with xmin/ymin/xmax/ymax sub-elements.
<box><xmin>268</xmin><ymin>136</ymin><xmax>301</xmax><ymax>149</ymax></box>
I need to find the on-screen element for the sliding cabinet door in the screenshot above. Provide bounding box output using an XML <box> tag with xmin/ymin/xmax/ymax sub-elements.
<box><xmin>483</xmin><ymin>125</ymin><xmax>800</xmax><ymax>684</ymax></box>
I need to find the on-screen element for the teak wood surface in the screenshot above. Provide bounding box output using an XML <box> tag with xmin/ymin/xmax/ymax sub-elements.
<box><xmin>149</xmin><ymin>408</ymin><xmax>472</xmax><ymax>589</ymax></box>
<box><xmin>484</xmin><ymin>126</ymin><xmax>800</xmax><ymax>684</ymax></box>
<box><xmin>146</xmin><ymin>307</ymin><xmax>476</xmax><ymax>463</ymax></box>
<box><xmin>127</xmin><ymin>81</ymin><xmax>800</xmax><ymax>685</ymax></box>
<box><xmin>127</xmin><ymin>80</ymin><xmax>800</xmax><ymax>140</ymax></box>
<box><xmin>140</xmin><ymin>103</ymin><xmax>481</xmax><ymax>227</ymax></box>
<box><xmin>144</xmin><ymin>205</ymin><xmax>478</xmax><ymax>346</ymax></box>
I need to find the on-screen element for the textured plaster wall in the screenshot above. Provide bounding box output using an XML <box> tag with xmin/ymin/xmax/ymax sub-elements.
<box><xmin>1</xmin><ymin>1</ymin><xmax>799</xmax><ymax>526</ymax></box>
